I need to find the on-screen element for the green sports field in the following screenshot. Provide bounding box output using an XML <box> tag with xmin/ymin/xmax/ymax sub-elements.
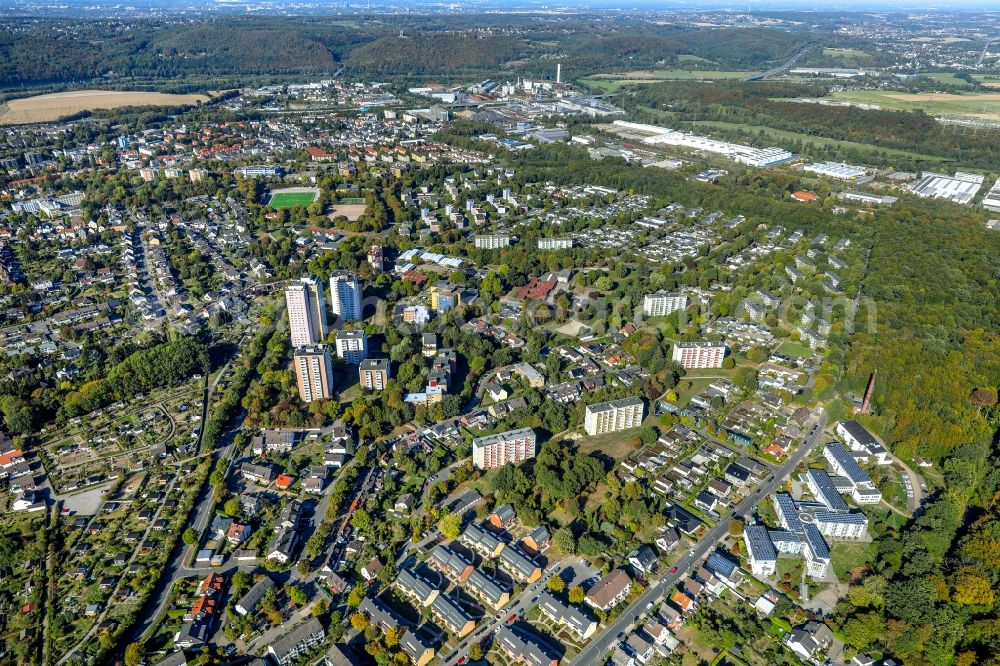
<box><xmin>267</xmin><ymin>190</ymin><xmax>317</xmax><ymax>209</ymax></box>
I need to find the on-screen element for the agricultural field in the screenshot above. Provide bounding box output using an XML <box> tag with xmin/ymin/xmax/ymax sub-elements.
<box><xmin>820</xmin><ymin>47</ymin><xmax>875</xmax><ymax>65</ymax></box>
<box><xmin>829</xmin><ymin>88</ymin><xmax>1000</xmax><ymax>118</ymax></box>
<box><xmin>0</xmin><ymin>90</ymin><xmax>209</xmax><ymax>125</ymax></box>
<box><xmin>582</xmin><ymin>69</ymin><xmax>747</xmax><ymax>91</ymax></box>
<box><xmin>266</xmin><ymin>188</ymin><xmax>319</xmax><ymax>209</ymax></box>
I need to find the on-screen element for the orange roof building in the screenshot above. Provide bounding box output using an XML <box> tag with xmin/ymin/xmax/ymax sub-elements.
<box><xmin>197</xmin><ymin>572</ymin><xmax>224</xmax><ymax>597</ymax></box>
<box><xmin>190</xmin><ymin>595</ymin><xmax>217</xmax><ymax>619</ymax></box>
<box><xmin>791</xmin><ymin>191</ymin><xmax>817</xmax><ymax>203</ymax></box>
<box><xmin>671</xmin><ymin>589</ymin><xmax>694</xmax><ymax>612</ymax></box>
<box><xmin>275</xmin><ymin>474</ymin><xmax>294</xmax><ymax>490</ymax></box>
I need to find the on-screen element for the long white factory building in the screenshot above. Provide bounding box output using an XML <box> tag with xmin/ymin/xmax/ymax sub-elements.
<box><xmin>612</xmin><ymin>121</ymin><xmax>794</xmax><ymax>168</ymax></box>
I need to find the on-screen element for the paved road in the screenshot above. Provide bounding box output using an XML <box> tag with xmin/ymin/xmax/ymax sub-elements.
<box><xmin>568</xmin><ymin>409</ymin><xmax>828</xmax><ymax>666</ymax></box>
<box><xmin>128</xmin><ymin>408</ymin><xmax>245</xmax><ymax>643</ymax></box>
<box><xmin>743</xmin><ymin>45</ymin><xmax>811</xmax><ymax>81</ymax></box>
<box><xmin>439</xmin><ymin>558</ymin><xmax>590</xmax><ymax>666</ymax></box>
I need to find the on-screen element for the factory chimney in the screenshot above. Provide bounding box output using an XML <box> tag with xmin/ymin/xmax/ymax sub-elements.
<box><xmin>556</xmin><ymin>63</ymin><xmax>561</xmax><ymax>84</ymax></box>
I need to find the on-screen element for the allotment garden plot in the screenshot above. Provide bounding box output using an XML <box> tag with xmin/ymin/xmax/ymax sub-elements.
<box><xmin>38</xmin><ymin>381</ymin><xmax>204</xmax><ymax>493</ymax></box>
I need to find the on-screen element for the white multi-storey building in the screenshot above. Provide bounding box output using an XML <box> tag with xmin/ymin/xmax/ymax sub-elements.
<box><xmin>472</xmin><ymin>428</ymin><xmax>537</xmax><ymax>469</ymax></box>
<box><xmin>285</xmin><ymin>276</ymin><xmax>328</xmax><ymax>347</ymax></box>
<box><xmin>823</xmin><ymin>443</ymin><xmax>882</xmax><ymax>504</ymax></box>
<box><xmin>474</xmin><ymin>234</ymin><xmax>512</xmax><ymax>249</ymax></box>
<box><xmin>537</xmin><ymin>238</ymin><xmax>573</xmax><ymax>250</ymax></box>
<box><xmin>671</xmin><ymin>342</ymin><xmax>727</xmax><ymax>369</ymax></box>
<box><xmin>744</xmin><ymin>525</ymin><xmax>777</xmax><ymax>577</ymax></box>
<box><xmin>335</xmin><ymin>330</ymin><xmax>368</xmax><ymax>364</ymax></box>
<box><xmin>329</xmin><ymin>271</ymin><xmax>362</xmax><ymax>322</ymax></box>
<box><xmin>359</xmin><ymin>358</ymin><xmax>390</xmax><ymax>391</ymax></box>
<box><xmin>294</xmin><ymin>346</ymin><xmax>333</xmax><ymax>403</ymax></box>
<box><xmin>812</xmin><ymin>512</ymin><xmax>869</xmax><ymax>539</ymax></box>
<box><xmin>642</xmin><ymin>291</ymin><xmax>689</xmax><ymax>317</ymax></box>
<box><xmin>584</xmin><ymin>397</ymin><xmax>645</xmax><ymax>436</ymax></box>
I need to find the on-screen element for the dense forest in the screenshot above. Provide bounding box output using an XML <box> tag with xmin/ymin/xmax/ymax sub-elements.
<box><xmin>0</xmin><ymin>16</ymin><xmax>811</xmax><ymax>90</ymax></box>
<box><xmin>625</xmin><ymin>80</ymin><xmax>1000</xmax><ymax>170</ymax></box>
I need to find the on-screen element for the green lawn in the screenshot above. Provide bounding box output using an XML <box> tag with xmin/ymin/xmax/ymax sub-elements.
<box><xmin>576</xmin><ymin>430</ymin><xmax>642</xmax><ymax>460</ymax></box>
<box><xmin>831</xmin><ymin>541</ymin><xmax>875</xmax><ymax>582</ymax></box>
<box><xmin>267</xmin><ymin>191</ymin><xmax>317</xmax><ymax>209</ymax></box>
<box><xmin>829</xmin><ymin>89</ymin><xmax>1000</xmax><ymax>116</ymax></box>
<box><xmin>777</xmin><ymin>341</ymin><xmax>814</xmax><ymax>359</ymax></box>
<box><xmin>677</xmin><ymin>54</ymin><xmax>718</xmax><ymax>65</ymax></box>
<box><xmin>821</xmin><ymin>48</ymin><xmax>875</xmax><ymax>65</ymax></box>
<box><xmin>582</xmin><ymin>69</ymin><xmax>747</xmax><ymax>91</ymax></box>
<box><xmin>920</xmin><ymin>72</ymin><xmax>974</xmax><ymax>87</ymax></box>
<box><xmin>674</xmin><ymin>377</ymin><xmax>715</xmax><ymax>407</ymax></box>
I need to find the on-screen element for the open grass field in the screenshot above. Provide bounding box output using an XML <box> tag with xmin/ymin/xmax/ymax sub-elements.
<box><xmin>0</xmin><ymin>89</ymin><xmax>209</xmax><ymax>125</ymax></box>
<box><xmin>777</xmin><ymin>341</ymin><xmax>815</xmax><ymax>359</ymax></box>
<box><xmin>831</xmin><ymin>541</ymin><xmax>875</xmax><ymax>582</ymax></box>
<box><xmin>821</xmin><ymin>48</ymin><xmax>874</xmax><ymax>65</ymax></box>
<box><xmin>830</xmin><ymin>89</ymin><xmax>1000</xmax><ymax>118</ymax></box>
<box><xmin>582</xmin><ymin>69</ymin><xmax>747</xmax><ymax>91</ymax></box>
<box><xmin>575</xmin><ymin>429</ymin><xmax>642</xmax><ymax>460</ymax></box>
<box><xmin>266</xmin><ymin>188</ymin><xmax>318</xmax><ymax>209</ymax></box>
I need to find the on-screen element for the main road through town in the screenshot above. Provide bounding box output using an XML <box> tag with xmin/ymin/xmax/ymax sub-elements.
<box><xmin>568</xmin><ymin>409</ymin><xmax>828</xmax><ymax>666</ymax></box>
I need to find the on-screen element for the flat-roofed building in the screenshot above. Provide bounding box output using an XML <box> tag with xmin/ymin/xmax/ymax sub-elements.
<box><xmin>335</xmin><ymin>330</ymin><xmax>368</xmax><ymax>364</ymax></box>
<box><xmin>475</xmin><ymin>234</ymin><xmax>512</xmax><ymax>249</ymax></box>
<box><xmin>538</xmin><ymin>237</ymin><xmax>573</xmax><ymax>250</ymax></box>
<box><xmin>329</xmin><ymin>271</ymin><xmax>362</xmax><ymax>322</ymax></box>
<box><xmin>584</xmin><ymin>397</ymin><xmax>645</xmax><ymax>436</ymax></box>
<box><xmin>294</xmin><ymin>346</ymin><xmax>334</xmax><ymax>403</ymax></box>
<box><xmin>643</xmin><ymin>291</ymin><xmax>688</xmax><ymax>317</ymax></box>
<box><xmin>472</xmin><ymin>428</ymin><xmax>537</xmax><ymax>469</ymax></box>
<box><xmin>671</xmin><ymin>342</ymin><xmax>727</xmax><ymax>369</ymax></box>
<box><xmin>285</xmin><ymin>276</ymin><xmax>327</xmax><ymax>347</ymax></box>
<box><xmin>802</xmin><ymin>161</ymin><xmax>867</xmax><ymax>180</ymax></box>
<box><xmin>359</xmin><ymin>358</ymin><xmax>390</xmax><ymax>391</ymax></box>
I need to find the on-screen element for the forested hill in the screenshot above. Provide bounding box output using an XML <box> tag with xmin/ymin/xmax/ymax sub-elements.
<box><xmin>0</xmin><ymin>16</ymin><xmax>811</xmax><ymax>90</ymax></box>
<box><xmin>0</xmin><ymin>18</ymin><xmax>375</xmax><ymax>89</ymax></box>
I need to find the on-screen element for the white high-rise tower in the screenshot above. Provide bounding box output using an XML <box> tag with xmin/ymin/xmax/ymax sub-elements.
<box><xmin>285</xmin><ymin>276</ymin><xmax>328</xmax><ymax>347</ymax></box>
<box><xmin>329</xmin><ymin>271</ymin><xmax>362</xmax><ymax>322</ymax></box>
